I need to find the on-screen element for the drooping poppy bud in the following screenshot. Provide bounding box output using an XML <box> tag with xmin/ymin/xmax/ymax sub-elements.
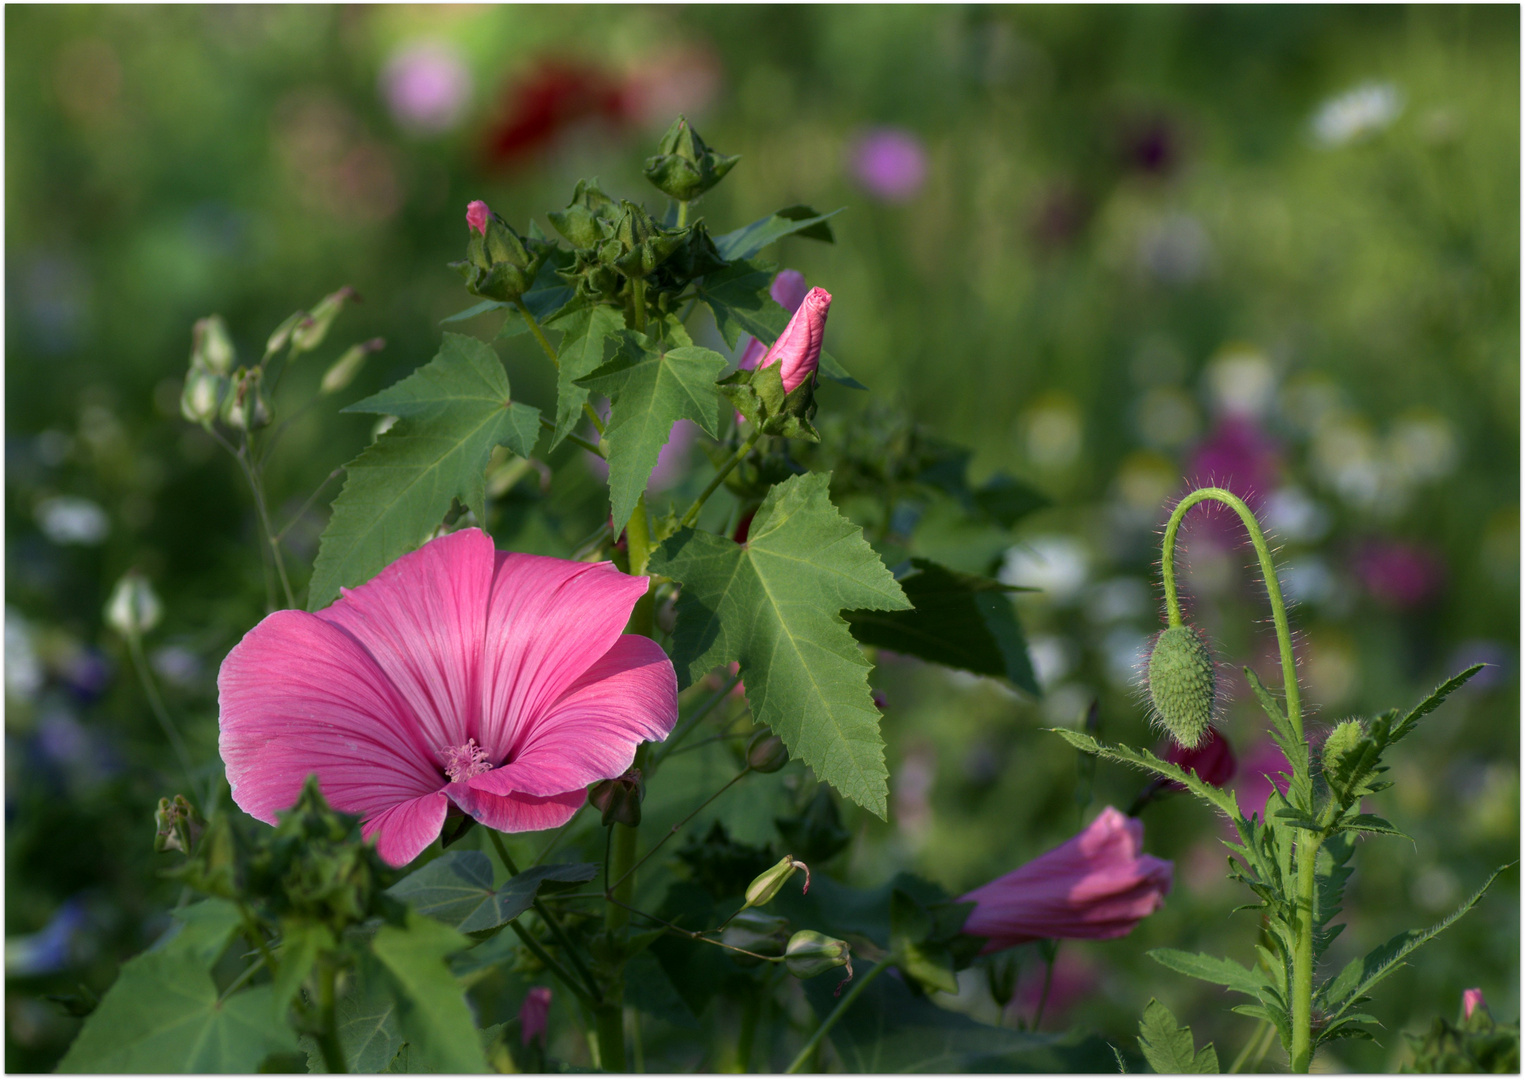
<box><xmin>756</xmin><ymin>287</ymin><xmax>831</xmax><ymax>394</ymax></box>
<box><xmin>105</xmin><ymin>571</ymin><xmax>162</xmax><ymax>638</ymax></box>
<box><xmin>642</xmin><ymin>115</ymin><xmax>740</xmax><ymax>202</ymax></box>
<box><xmin>744</xmin><ymin>854</ymin><xmax>810</xmax><ymax>909</ymax></box>
<box><xmin>1145</xmin><ymin>624</ymin><xmax>1216</xmax><ymax>749</ymax></box>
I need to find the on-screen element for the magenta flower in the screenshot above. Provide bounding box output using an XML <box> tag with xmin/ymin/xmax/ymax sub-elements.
<box><xmin>847</xmin><ymin>126</ymin><xmax>928</xmax><ymax>203</ymax></box>
<box><xmin>380</xmin><ymin>41</ymin><xmax>471</xmax><ymax>135</ymax></box>
<box><xmin>520</xmin><ymin>986</ymin><xmax>552</xmax><ymax>1046</ymax></box>
<box><xmin>959</xmin><ymin>806</ymin><xmax>1173</xmax><ymax>952</ymax></box>
<box><xmin>1234</xmin><ymin>740</ymin><xmax>1292</xmax><ymax>821</ymax></box>
<box><xmin>217</xmin><ymin>529</ymin><xmax>678</xmax><ymax>867</ymax></box>
<box><xmin>738</xmin><ymin>270</ymin><xmax>811</xmax><ymax>371</ymax></box>
<box><xmin>1164</xmin><ymin>726</ymin><xmax>1237</xmax><ymax>789</ymax></box>
<box><xmin>1187</xmin><ymin>415</ymin><xmax>1281</xmax><ymax>504</ymax></box>
<box><xmin>751</xmin><ymin>286</ymin><xmax>832</xmax><ymax>394</ymax></box>
<box><xmin>466</xmin><ymin>199</ymin><xmax>491</xmax><ymax>236</ymax></box>
<box><xmin>1463</xmin><ymin>988</ymin><xmax>1487</xmax><ymax>1020</ymax></box>
<box><xmin>1353</xmin><ymin>540</ymin><xmax>1444</xmax><ymax>609</ymax></box>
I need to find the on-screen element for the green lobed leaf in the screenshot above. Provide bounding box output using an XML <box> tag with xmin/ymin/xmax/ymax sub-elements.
<box><xmin>58</xmin><ymin>902</ymin><xmax>296</xmax><ymax>1073</ymax></box>
<box><xmin>1146</xmin><ymin>948</ymin><xmax>1263</xmax><ymax>999</ymax></box>
<box><xmin>370</xmin><ymin>911</ymin><xmax>488</xmax><ymax>1073</ymax></box>
<box><xmin>712</xmin><ymin>205</ymin><xmax>841</xmax><ymax>261</ymax></box>
<box><xmin>845</xmin><ymin>558</ymin><xmax>1039</xmax><ymax>694</ymax></box>
<box><xmin>302</xmin><ymin>951</ymin><xmax>405</xmax><ymax>1073</ymax></box>
<box><xmin>308</xmin><ymin>333</ymin><xmax>540</xmax><ymax>609</ymax></box>
<box><xmin>387</xmin><ymin>851</ymin><xmax>598</xmax><ymax>935</ymax></box>
<box><xmin>1137</xmin><ymin>999</ymin><xmax>1220</xmax><ymax>1074</ymax></box>
<box><xmin>695</xmin><ymin>258</ymin><xmax>864</xmax><ymax>389</ymax></box>
<box><xmin>649</xmin><ymin>472</ymin><xmax>910</xmax><ymax>817</ymax></box>
<box><xmin>577</xmin><ymin>333</ymin><xmax>729</xmax><ymax>527</ymax></box>
<box><xmin>544</xmin><ymin>304</ymin><xmax>623</xmax><ymax>449</ymax></box>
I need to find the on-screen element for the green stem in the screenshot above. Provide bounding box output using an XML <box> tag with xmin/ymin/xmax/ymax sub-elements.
<box><xmin>583</xmin><ymin>402</ymin><xmax>606</xmax><ymax>436</ymax></box>
<box><xmin>272</xmin><ymin>467</ymin><xmax>343</xmax><ymax>546</ymax></box>
<box><xmin>676</xmin><ymin>200</ymin><xmax>690</xmax><ymax>229</ymax></box>
<box><xmin>487</xmin><ymin>831</ymin><xmax>602</xmax><ymax>1005</ymax></box>
<box><xmin>1227</xmin><ymin>1019</ymin><xmax>1270</xmax><ymax>1074</ymax></box>
<box><xmin>316</xmin><ymin>958</ymin><xmax>346</xmax><ymax>1073</ymax></box>
<box><xmin>631</xmin><ymin>278</ymin><xmax>648</xmax><ymax>335</ymax></box>
<box><xmin>1290</xmin><ymin>840</ymin><xmax>1319</xmax><ymax>1072</ymax></box>
<box><xmin>594</xmin><ymin>1004</ymin><xmax>626</xmax><ymax>1073</ymax></box>
<box><xmin>540</xmin><ymin>415</ymin><xmax>603</xmax><ymax>457</ymax></box>
<box><xmin>1160</xmin><ymin>487</ymin><xmax>1301</xmax><ymax>741</ymax></box>
<box><xmin>517</xmin><ymin>300</ymin><xmax>559</xmax><ymax>369</ymax></box>
<box><xmin>648</xmin><ymin>672</ymin><xmax>745</xmax><ymax>773</ymax></box>
<box><xmin>124</xmin><ymin>631</ymin><xmax>198</xmax><ymax>800</ymax></box>
<box><xmin>506</xmin><ymin>918</ymin><xmax>596</xmax><ymax>1009</ymax></box>
<box><xmin>216</xmin><ymin>955</ymin><xmax>268</xmax><ymax>1003</ymax></box>
<box><xmin>1031</xmin><ymin>941</ymin><xmax>1058</xmax><ymax>1030</ymax></box>
<box><xmin>680</xmin><ymin>431</ymin><xmax>762</xmax><ymax>529</ymax></box>
<box><xmin>626</xmin><ymin>494</ymin><xmax>654</xmax><ymax>578</ymax></box>
<box><xmin>785</xmin><ymin>955</ymin><xmax>894</xmax><ymax>1073</ymax></box>
<box><xmin>609</xmin><ymin>769</ymin><xmax>749</xmax><ymax>893</ymax></box>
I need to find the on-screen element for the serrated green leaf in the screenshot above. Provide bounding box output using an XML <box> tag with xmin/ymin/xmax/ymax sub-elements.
<box><xmin>545</xmin><ymin>304</ymin><xmax>623</xmax><ymax>448</ymax></box>
<box><xmin>712</xmin><ymin>205</ymin><xmax>841</xmax><ymax>261</ymax></box>
<box><xmin>1049</xmin><ymin>729</ymin><xmax>1240</xmax><ymax>820</ymax></box>
<box><xmin>441</xmin><ymin>299</ymin><xmax>509</xmax><ymax>324</ymax></box>
<box><xmin>370</xmin><ymin>911</ymin><xmax>487</xmax><ymax>1073</ymax></box>
<box><xmin>388</xmin><ymin>851</ymin><xmax>598</xmax><ymax>935</ymax></box>
<box><xmin>649</xmin><ymin>472</ymin><xmax>909</xmax><ymax>816</ymax></box>
<box><xmin>1390</xmin><ymin>664</ymin><xmax>1485</xmax><ymax>743</ymax></box>
<box><xmin>1336</xmin><ymin>812</ymin><xmax>1410</xmax><ymax>839</ymax></box>
<box><xmin>58</xmin><ymin>904</ymin><xmax>296</xmax><ymax>1073</ymax></box>
<box><xmin>845</xmin><ymin>558</ymin><xmax>1039</xmax><ymax>693</ymax></box>
<box><xmin>308</xmin><ymin>333</ymin><xmax>540</xmax><ymax>609</ymax></box>
<box><xmin>1137</xmin><ymin>999</ymin><xmax>1219</xmax><ymax>1074</ymax></box>
<box><xmin>271</xmin><ymin>920</ymin><xmax>332</xmax><ymax>1020</ymax></box>
<box><xmin>1147</xmin><ymin>948</ymin><xmax>1263</xmax><ymax>998</ymax></box>
<box><xmin>303</xmin><ymin>951</ymin><xmax>405</xmax><ymax>1073</ymax></box>
<box><xmin>162</xmin><ymin>898</ymin><xmax>244</xmax><ymax>968</ymax></box>
<box><xmin>696</xmin><ymin>258</ymin><xmax>863</xmax><ymax>389</ymax></box>
<box><xmin>578</xmin><ymin>334</ymin><xmax>728</xmax><ymax>527</ymax></box>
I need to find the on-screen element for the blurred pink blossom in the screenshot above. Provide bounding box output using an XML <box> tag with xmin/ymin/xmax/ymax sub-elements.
<box><xmin>959</xmin><ymin>807</ymin><xmax>1173</xmax><ymax>952</ymax></box>
<box><xmin>1012</xmin><ymin>948</ymin><xmax>1099</xmax><ymax>1027</ymax></box>
<box><xmin>1187</xmin><ymin>416</ymin><xmax>1281</xmax><ymax>504</ymax></box>
<box><xmin>381</xmin><ymin>41</ymin><xmax>471</xmax><ymax>134</ymax></box>
<box><xmin>1463</xmin><ymin>987</ymin><xmax>1487</xmax><ymax>1020</ymax></box>
<box><xmin>848</xmin><ymin>126</ymin><xmax>928</xmax><ymax>202</ymax></box>
<box><xmin>217</xmin><ymin>529</ymin><xmax>678</xmax><ymax>866</ymax></box>
<box><xmin>1353</xmin><ymin>540</ymin><xmax>1444</xmax><ymax>609</ymax></box>
<box><xmin>466</xmin><ymin>199</ymin><xmax>490</xmax><ymax>236</ymax></box>
<box><xmin>585</xmin><ymin>418</ymin><xmax>700</xmax><ymax>492</ymax></box>
<box><xmin>738</xmin><ymin>270</ymin><xmax>810</xmax><ymax>371</ymax></box>
<box><xmin>1164</xmin><ymin>726</ymin><xmax>1236</xmax><ymax>789</ymax></box>
<box><xmin>520</xmin><ymin>986</ymin><xmax>552</xmax><ymax>1046</ymax></box>
<box><xmin>1234</xmin><ymin>740</ymin><xmax>1292</xmax><ymax>821</ymax></box>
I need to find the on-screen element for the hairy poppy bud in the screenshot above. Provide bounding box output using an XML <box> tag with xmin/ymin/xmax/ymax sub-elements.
<box><xmin>745</xmin><ymin>855</ymin><xmax>810</xmax><ymax>909</ymax></box>
<box><xmin>784</xmin><ymin>930</ymin><xmax>853</xmax><ymax>984</ymax></box>
<box><xmin>105</xmin><ymin>571</ymin><xmax>162</xmax><ymax>638</ymax></box>
<box><xmin>643</xmin><ymin>115</ymin><xmax>740</xmax><ymax>202</ymax></box>
<box><xmin>588</xmin><ymin>767</ymin><xmax>645</xmax><ymax>827</ymax></box>
<box><xmin>1146</xmin><ymin>625</ymin><xmax>1216</xmax><ymax>749</ymax></box>
<box><xmin>746</xmin><ymin>731</ymin><xmax>789</xmax><ymax>774</ymax></box>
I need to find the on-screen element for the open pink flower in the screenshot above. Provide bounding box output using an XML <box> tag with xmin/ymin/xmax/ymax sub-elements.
<box><xmin>959</xmin><ymin>806</ymin><xmax>1173</xmax><ymax>952</ymax></box>
<box><xmin>738</xmin><ymin>270</ymin><xmax>811</xmax><ymax>371</ymax></box>
<box><xmin>217</xmin><ymin>528</ymin><xmax>677</xmax><ymax>867</ymax></box>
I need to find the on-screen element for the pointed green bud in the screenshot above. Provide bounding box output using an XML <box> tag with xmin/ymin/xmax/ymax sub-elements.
<box><xmin>744</xmin><ymin>855</ymin><xmax>810</xmax><ymax>909</ymax></box>
<box><xmin>1146</xmin><ymin>624</ymin><xmax>1216</xmax><ymax>749</ymax></box>
<box><xmin>154</xmin><ymin>795</ymin><xmax>205</xmax><ymax>855</ymax></box>
<box><xmin>643</xmin><ymin>115</ymin><xmax>740</xmax><ymax>202</ymax></box>
<box><xmin>459</xmin><ymin>202</ymin><xmax>549</xmax><ymax>303</ymax></box>
<box><xmin>784</xmin><ymin>930</ymin><xmax>853</xmax><ymax>982</ymax></box>
<box><xmin>191</xmin><ymin>315</ymin><xmax>236</xmax><ymax>375</ymax></box>
<box><xmin>321</xmin><ymin>338</ymin><xmax>386</xmax><ymax>394</ymax></box>
<box><xmin>1320</xmin><ymin>719</ymin><xmax>1368</xmax><ymax>801</ymax></box>
<box><xmin>265</xmin><ymin>311</ymin><xmax>305</xmax><ymax>357</ymax></box>
<box><xmin>180</xmin><ymin>366</ymin><xmax>227</xmax><ymax>428</ymax></box>
<box><xmin>746</xmin><ymin>731</ymin><xmax>790</xmax><ymax>774</ymax></box>
<box><xmin>105</xmin><ymin>570</ymin><xmax>162</xmax><ymax>638</ymax></box>
<box><xmin>290</xmin><ymin>287</ymin><xmax>360</xmax><ymax>354</ymax></box>
<box><xmin>220</xmin><ymin>367</ymin><xmax>271</xmax><ymax>431</ymax></box>
<box><xmin>720</xmin><ymin>911</ymin><xmax>790</xmax><ymax>965</ymax></box>
<box><xmin>588</xmin><ymin>768</ymin><xmax>645</xmax><ymax>828</ymax></box>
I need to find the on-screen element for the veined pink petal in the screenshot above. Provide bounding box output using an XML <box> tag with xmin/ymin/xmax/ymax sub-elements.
<box><xmin>454</xmin><ymin>785</ymin><xmax>585</xmax><ymax>834</ymax></box>
<box><xmin>364</xmin><ymin>793</ymin><xmax>451</xmax><ymax>867</ymax></box>
<box><xmin>319</xmin><ymin>528</ymin><xmax>495</xmax><ymax>754</ymax></box>
<box><xmin>467</xmin><ymin>199</ymin><xmax>491</xmax><ymax>236</ymax></box>
<box><xmin>218</xmin><ymin>610</ymin><xmax>443</xmax><ymax>826</ymax></box>
<box><xmin>757</xmin><ymin>287</ymin><xmax>831</xmax><ymax>393</ymax></box>
<box><xmin>472</xmin><ymin>635</ymin><xmax>677</xmax><ymax>799</ymax></box>
<box><xmin>478</xmin><ymin>553</ymin><xmax>649</xmax><ymax>756</ymax></box>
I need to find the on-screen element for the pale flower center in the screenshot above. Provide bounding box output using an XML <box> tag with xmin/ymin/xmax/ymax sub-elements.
<box><xmin>440</xmin><ymin>738</ymin><xmax>493</xmax><ymax>782</ymax></box>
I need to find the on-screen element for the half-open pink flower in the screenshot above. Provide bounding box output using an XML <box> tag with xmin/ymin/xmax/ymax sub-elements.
<box><xmin>958</xmin><ymin>806</ymin><xmax>1173</xmax><ymax>952</ymax></box>
<box><xmin>738</xmin><ymin>269</ymin><xmax>811</xmax><ymax>371</ymax></box>
<box><xmin>757</xmin><ymin>285</ymin><xmax>830</xmax><ymax>394</ymax></box>
<box><xmin>217</xmin><ymin>528</ymin><xmax>677</xmax><ymax>867</ymax></box>
<box><xmin>1463</xmin><ymin>988</ymin><xmax>1487</xmax><ymax>1020</ymax></box>
<box><xmin>466</xmin><ymin>199</ymin><xmax>491</xmax><ymax>236</ymax></box>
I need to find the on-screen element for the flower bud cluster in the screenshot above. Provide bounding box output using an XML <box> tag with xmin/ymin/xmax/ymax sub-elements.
<box><xmin>453</xmin><ymin>200</ymin><xmax>554</xmax><ymax>304</ymax></box>
<box><xmin>179</xmin><ymin>315</ymin><xmax>236</xmax><ymax>429</ymax></box>
<box><xmin>642</xmin><ymin>115</ymin><xmax>740</xmax><ymax>203</ymax></box>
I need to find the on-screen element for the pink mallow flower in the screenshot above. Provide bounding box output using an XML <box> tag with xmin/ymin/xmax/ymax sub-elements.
<box><xmin>217</xmin><ymin>528</ymin><xmax>678</xmax><ymax>867</ymax></box>
<box><xmin>1463</xmin><ymin>988</ymin><xmax>1487</xmax><ymax>1020</ymax></box>
<box><xmin>959</xmin><ymin>807</ymin><xmax>1173</xmax><ymax>952</ymax></box>
<box><xmin>466</xmin><ymin>199</ymin><xmax>491</xmax><ymax>236</ymax></box>
<box><xmin>751</xmin><ymin>286</ymin><xmax>832</xmax><ymax>394</ymax></box>
<box><xmin>520</xmin><ymin>986</ymin><xmax>552</xmax><ymax>1046</ymax></box>
<box><xmin>738</xmin><ymin>270</ymin><xmax>812</xmax><ymax>371</ymax></box>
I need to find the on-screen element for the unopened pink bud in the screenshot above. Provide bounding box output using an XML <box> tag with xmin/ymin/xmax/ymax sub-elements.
<box><xmin>520</xmin><ymin>986</ymin><xmax>551</xmax><ymax>1047</ymax></box>
<box><xmin>1463</xmin><ymin>987</ymin><xmax>1486</xmax><ymax>1019</ymax></box>
<box><xmin>466</xmin><ymin>199</ymin><xmax>491</xmax><ymax>236</ymax></box>
<box><xmin>758</xmin><ymin>287</ymin><xmax>831</xmax><ymax>393</ymax></box>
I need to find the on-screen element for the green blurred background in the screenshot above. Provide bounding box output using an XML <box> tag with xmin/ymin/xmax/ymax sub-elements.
<box><xmin>6</xmin><ymin>5</ymin><xmax>1518</xmax><ymax>1071</ymax></box>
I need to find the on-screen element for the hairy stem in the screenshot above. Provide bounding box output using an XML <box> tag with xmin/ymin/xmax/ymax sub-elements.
<box><xmin>785</xmin><ymin>955</ymin><xmax>894</xmax><ymax>1074</ymax></box>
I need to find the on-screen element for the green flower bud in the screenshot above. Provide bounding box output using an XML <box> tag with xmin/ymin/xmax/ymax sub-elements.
<box><xmin>321</xmin><ymin>338</ymin><xmax>386</xmax><ymax>395</ymax></box>
<box><xmin>154</xmin><ymin>795</ymin><xmax>205</xmax><ymax>855</ymax></box>
<box><xmin>290</xmin><ymin>286</ymin><xmax>360</xmax><ymax>354</ymax></box>
<box><xmin>180</xmin><ymin>367</ymin><xmax>227</xmax><ymax>428</ymax></box>
<box><xmin>1146</xmin><ymin>624</ymin><xmax>1216</xmax><ymax>749</ymax></box>
<box><xmin>721</xmin><ymin>911</ymin><xmax>790</xmax><ymax>966</ymax></box>
<box><xmin>547</xmin><ymin>203</ymin><xmax>604</xmax><ymax>250</ymax></box>
<box><xmin>1321</xmin><ymin>719</ymin><xmax>1369</xmax><ymax>801</ymax></box>
<box><xmin>746</xmin><ymin>731</ymin><xmax>790</xmax><ymax>774</ymax></box>
<box><xmin>221</xmin><ymin>368</ymin><xmax>272</xmax><ymax>431</ymax></box>
<box><xmin>784</xmin><ymin>929</ymin><xmax>853</xmax><ymax>981</ymax></box>
<box><xmin>191</xmin><ymin>315</ymin><xmax>236</xmax><ymax>375</ymax></box>
<box><xmin>459</xmin><ymin>204</ymin><xmax>549</xmax><ymax>303</ymax></box>
<box><xmin>642</xmin><ymin>116</ymin><xmax>740</xmax><ymax>202</ymax></box>
<box><xmin>588</xmin><ymin>768</ymin><xmax>645</xmax><ymax>828</ymax></box>
<box><xmin>265</xmin><ymin>311</ymin><xmax>306</xmax><ymax>357</ymax></box>
<box><xmin>105</xmin><ymin>570</ymin><xmax>162</xmax><ymax>637</ymax></box>
<box><xmin>744</xmin><ymin>854</ymin><xmax>810</xmax><ymax>909</ymax></box>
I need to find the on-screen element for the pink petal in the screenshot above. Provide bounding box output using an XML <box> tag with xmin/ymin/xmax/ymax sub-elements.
<box><xmin>455</xmin><ymin>785</ymin><xmax>585</xmax><ymax>834</ymax></box>
<box><xmin>472</xmin><ymin>635</ymin><xmax>677</xmax><ymax>800</ymax></box>
<box><xmin>364</xmin><ymin>792</ymin><xmax>451</xmax><ymax>867</ymax></box>
<box><xmin>218</xmin><ymin>610</ymin><xmax>444</xmax><ymax>827</ymax></box>
<box><xmin>770</xmin><ymin>269</ymin><xmax>810</xmax><ymax>312</ymax></box>
<box><xmin>757</xmin><ymin>287</ymin><xmax>831</xmax><ymax>393</ymax></box>
<box><xmin>318</xmin><ymin>529</ymin><xmax>496</xmax><ymax>755</ymax></box>
<box><xmin>736</xmin><ymin>336</ymin><xmax>769</xmax><ymax>372</ymax></box>
<box><xmin>467</xmin><ymin>199</ymin><xmax>491</xmax><ymax>236</ymax></box>
<box><xmin>478</xmin><ymin>554</ymin><xmax>649</xmax><ymax>756</ymax></box>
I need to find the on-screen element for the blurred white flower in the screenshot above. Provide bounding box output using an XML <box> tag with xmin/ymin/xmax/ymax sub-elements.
<box><xmin>1263</xmin><ymin>486</ymin><xmax>1331</xmax><ymax>543</ymax></box>
<box><xmin>1134</xmin><ymin>386</ymin><xmax>1201</xmax><ymax>449</ymax></box>
<box><xmin>1000</xmin><ymin>536</ymin><xmax>1089</xmax><ymax>604</ymax></box>
<box><xmin>151</xmin><ymin>645</ymin><xmax>202</xmax><ymax>689</ymax></box>
<box><xmin>1084</xmin><ymin>577</ymin><xmax>1150</xmax><ymax>625</ymax></box>
<box><xmin>1205</xmin><ymin>346</ymin><xmax>1276</xmax><ymax>418</ymax></box>
<box><xmin>5</xmin><ymin>609</ymin><xmax>43</xmax><ymax>702</ymax></box>
<box><xmin>380</xmin><ymin>41</ymin><xmax>471</xmax><ymax>135</ymax></box>
<box><xmin>36</xmin><ymin>495</ymin><xmax>109</xmax><ymax>546</ymax></box>
<box><xmin>1025</xmin><ymin>634</ymin><xmax>1077</xmax><ymax>689</ymax></box>
<box><xmin>1388</xmin><ymin>412</ymin><xmax>1458</xmax><ymax>484</ymax></box>
<box><xmin>1280</xmin><ymin>556</ymin><xmax>1337</xmax><ymax>607</ymax></box>
<box><xmin>1102</xmin><ymin>627</ymin><xmax>1149</xmax><ymax>688</ymax></box>
<box><xmin>1137</xmin><ymin>212</ymin><xmax>1210</xmax><ymax>284</ymax></box>
<box><xmin>1312</xmin><ymin>81</ymin><xmax>1403</xmax><ymax>146</ymax></box>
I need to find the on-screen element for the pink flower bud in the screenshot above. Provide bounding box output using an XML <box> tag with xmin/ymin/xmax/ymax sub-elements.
<box><xmin>738</xmin><ymin>270</ymin><xmax>811</xmax><ymax>371</ymax></box>
<box><xmin>757</xmin><ymin>287</ymin><xmax>831</xmax><ymax>393</ymax></box>
<box><xmin>1463</xmin><ymin>987</ymin><xmax>1487</xmax><ymax>1020</ymax></box>
<box><xmin>466</xmin><ymin>199</ymin><xmax>491</xmax><ymax>236</ymax></box>
<box><xmin>520</xmin><ymin>986</ymin><xmax>551</xmax><ymax>1047</ymax></box>
<box><xmin>958</xmin><ymin>806</ymin><xmax>1173</xmax><ymax>953</ymax></box>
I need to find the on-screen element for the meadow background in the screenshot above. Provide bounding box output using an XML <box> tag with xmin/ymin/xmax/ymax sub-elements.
<box><xmin>5</xmin><ymin>5</ymin><xmax>1518</xmax><ymax>1071</ymax></box>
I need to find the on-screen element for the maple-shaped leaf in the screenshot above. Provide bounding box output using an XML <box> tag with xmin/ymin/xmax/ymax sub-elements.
<box><xmin>648</xmin><ymin>472</ymin><xmax>909</xmax><ymax>816</ymax></box>
<box><xmin>544</xmin><ymin>304</ymin><xmax>622</xmax><ymax>449</ymax></box>
<box><xmin>308</xmin><ymin>332</ymin><xmax>539</xmax><ymax>610</ymax></box>
<box><xmin>577</xmin><ymin>332</ymin><xmax>728</xmax><ymax>528</ymax></box>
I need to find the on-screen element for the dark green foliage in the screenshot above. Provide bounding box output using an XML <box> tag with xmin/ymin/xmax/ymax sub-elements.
<box><xmin>1136</xmin><ymin>999</ymin><xmax>1219</xmax><ymax>1074</ymax></box>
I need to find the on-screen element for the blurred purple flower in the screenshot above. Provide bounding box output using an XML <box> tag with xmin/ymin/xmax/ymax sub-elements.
<box><xmin>380</xmin><ymin>41</ymin><xmax>471</xmax><ymax>135</ymax></box>
<box><xmin>520</xmin><ymin>986</ymin><xmax>551</xmax><ymax>1047</ymax></box>
<box><xmin>585</xmin><ymin>419</ymin><xmax>700</xmax><ymax>492</ymax></box>
<box><xmin>1163</xmin><ymin>726</ymin><xmax>1236</xmax><ymax>789</ymax></box>
<box><xmin>847</xmin><ymin>127</ymin><xmax>928</xmax><ymax>203</ymax></box>
<box><xmin>1234</xmin><ymin>740</ymin><xmax>1291</xmax><ymax>822</ymax></box>
<box><xmin>1353</xmin><ymin>541</ymin><xmax>1444</xmax><ymax>609</ymax></box>
<box><xmin>6</xmin><ymin>896</ymin><xmax>89</xmax><ymax>976</ymax></box>
<box><xmin>1445</xmin><ymin>640</ymin><xmax>1513</xmax><ymax>692</ymax></box>
<box><xmin>738</xmin><ymin>270</ymin><xmax>810</xmax><ymax>371</ymax></box>
<box><xmin>1187</xmin><ymin>416</ymin><xmax>1281</xmax><ymax>504</ymax></box>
